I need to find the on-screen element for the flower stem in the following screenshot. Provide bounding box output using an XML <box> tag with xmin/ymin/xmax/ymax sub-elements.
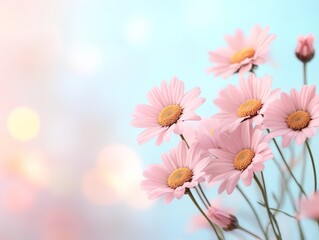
<box><xmin>194</xmin><ymin>186</ymin><xmax>208</xmax><ymax>209</ymax></box>
<box><xmin>236</xmin><ymin>186</ymin><xmax>267</xmax><ymax>239</ymax></box>
<box><xmin>303</xmin><ymin>62</ymin><xmax>307</xmax><ymax>85</ymax></box>
<box><xmin>198</xmin><ymin>183</ymin><xmax>211</xmax><ymax>207</ymax></box>
<box><xmin>267</xmin><ymin>207</ymin><xmax>296</xmax><ymax>219</ymax></box>
<box><xmin>186</xmin><ymin>189</ymin><xmax>223</xmax><ymax>240</ymax></box>
<box><xmin>238</xmin><ymin>225</ymin><xmax>262</xmax><ymax>239</ymax></box>
<box><xmin>180</xmin><ymin>134</ymin><xmax>190</xmax><ymax>149</ymax></box>
<box><xmin>299</xmin><ymin>145</ymin><xmax>307</xmax><ymax>198</ymax></box>
<box><xmin>260</xmin><ymin>172</ymin><xmax>282</xmax><ymax>239</ymax></box>
<box><xmin>254</xmin><ymin>174</ymin><xmax>281</xmax><ymax>239</ymax></box>
<box><xmin>269</xmin><ymin>132</ymin><xmax>307</xmax><ymax>197</ymax></box>
<box><xmin>272</xmin><ymin>157</ymin><xmax>305</xmax><ymax>239</ymax></box>
<box><xmin>305</xmin><ymin>140</ymin><xmax>317</xmax><ymax>192</ymax></box>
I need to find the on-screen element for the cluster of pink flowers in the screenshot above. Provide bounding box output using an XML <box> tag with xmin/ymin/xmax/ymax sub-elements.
<box><xmin>132</xmin><ymin>25</ymin><xmax>319</xmax><ymax>239</ymax></box>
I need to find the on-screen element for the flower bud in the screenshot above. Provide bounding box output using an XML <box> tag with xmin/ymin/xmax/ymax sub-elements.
<box><xmin>295</xmin><ymin>34</ymin><xmax>315</xmax><ymax>63</ymax></box>
<box><xmin>207</xmin><ymin>206</ymin><xmax>239</xmax><ymax>231</ymax></box>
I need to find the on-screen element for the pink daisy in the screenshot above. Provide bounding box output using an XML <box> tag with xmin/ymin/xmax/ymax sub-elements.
<box><xmin>190</xmin><ymin>203</ymin><xmax>238</xmax><ymax>231</ymax></box>
<box><xmin>141</xmin><ymin>142</ymin><xmax>210</xmax><ymax>204</ymax></box>
<box><xmin>206</xmin><ymin>122</ymin><xmax>273</xmax><ymax>194</ymax></box>
<box><xmin>298</xmin><ymin>192</ymin><xmax>319</xmax><ymax>220</ymax></box>
<box><xmin>195</xmin><ymin>117</ymin><xmax>222</xmax><ymax>154</ymax></box>
<box><xmin>263</xmin><ymin>85</ymin><xmax>319</xmax><ymax>147</ymax></box>
<box><xmin>213</xmin><ymin>74</ymin><xmax>280</xmax><ymax>132</ymax></box>
<box><xmin>208</xmin><ymin>25</ymin><xmax>276</xmax><ymax>79</ymax></box>
<box><xmin>132</xmin><ymin>77</ymin><xmax>205</xmax><ymax>145</ymax></box>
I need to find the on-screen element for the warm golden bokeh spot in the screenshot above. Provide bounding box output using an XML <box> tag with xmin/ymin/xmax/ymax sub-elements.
<box><xmin>7</xmin><ymin>107</ymin><xmax>40</xmax><ymax>141</ymax></box>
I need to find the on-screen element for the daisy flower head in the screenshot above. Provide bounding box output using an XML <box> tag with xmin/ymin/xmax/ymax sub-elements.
<box><xmin>141</xmin><ymin>142</ymin><xmax>210</xmax><ymax>204</ymax></box>
<box><xmin>195</xmin><ymin>117</ymin><xmax>222</xmax><ymax>154</ymax></box>
<box><xmin>263</xmin><ymin>85</ymin><xmax>319</xmax><ymax>147</ymax></box>
<box><xmin>213</xmin><ymin>73</ymin><xmax>280</xmax><ymax>132</ymax></box>
<box><xmin>132</xmin><ymin>77</ymin><xmax>205</xmax><ymax>145</ymax></box>
<box><xmin>298</xmin><ymin>192</ymin><xmax>319</xmax><ymax>220</ymax></box>
<box><xmin>206</xmin><ymin>122</ymin><xmax>273</xmax><ymax>194</ymax></box>
<box><xmin>208</xmin><ymin>25</ymin><xmax>276</xmax><ymax>79</ymax></box>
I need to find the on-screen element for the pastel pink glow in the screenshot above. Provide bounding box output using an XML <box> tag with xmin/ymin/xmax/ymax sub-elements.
<box><xmin>213</xmin><ymin>74</ymin><xmax>279</xmax><ymax>132</ymax></box>
<box><xmin>190</xmin><ymin>201</ymin><xmax>237</xmax><ymax>231</ymax></box>
<box><xmin>132</xmin><ymin>77</ymin><xmax>205</xmax><ymax>145</ymax></box>
<box><xmin>263</xmin><ymin>85</ymin><xmax>319</xmax><ymax>147</ymax></box>
<box><xmin>207</xmin><ymin>25</ymin><xmax>276</xmax><ymax>79</ymax></box>
<box><xmin>141</xmin><ymin>142</ymin><xmax>210</xmax><ymax>204</ymax></box>
<box><xmin>194</xmin><ymin>117</ymin><xmax>222</xmax><ymax>156</ymax></box>
<box><xmin>206</xmin><ymin>122</ymin><xmax>273</xmax><ymax>194</ymax></box>
<box><xmin>298</xmin><ymin>192</ymin><xmax>319</xmax><ymax>220</ymax></box>
<box><xmin>295</xmin><ymin>34</ymin><xmax>315</xmax><ymax>63</ymax></box>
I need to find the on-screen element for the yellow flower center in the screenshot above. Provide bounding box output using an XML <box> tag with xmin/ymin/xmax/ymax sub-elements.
<box><xmin>230</xmin><ymin>48</ymin><xmax>255</xmax><ymax>64</ymax></box>
<box><xmin>237</xmin><ymin>99</ymin><xmax>262</xmax><ymax>118</ymax></box>
<box><xmin>286</xmin><ymin>110</ymin><xmax>311</xmax><ymax>131</ymax></box>
<box><xmin>234</xmin><ymin>149</ymin><xmax>255</xmax><ymax>171</ymax></box>
<box><xmin>210</xmin><ymin>129</ymin><xmax>215</xmax><ymax>136</ymax></box>
<box><xmin>167</xmin><ymin>167</ymin><xmax>193</xmax><ymax>189</ymax></box>
<box><xmin>158</xmin><ymin>104</ymin><xmax>183</xmax><ymax>127</ymax></box>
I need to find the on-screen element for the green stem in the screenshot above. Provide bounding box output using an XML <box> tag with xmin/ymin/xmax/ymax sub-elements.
<box><xmin>194</xmin><ymin>186</ymin><xmax>208</xmax><ymax>209</ymax></box>
<box><xmin>270</xmin><ymin>134</ymin><xmax>307</xmax><ymax>197</ymax></box>
<box><xmin>303</xmin><ymin>62</ymin><xmax>307</xmax><ymax>85</ymax></box>
<box><xmin>306</xmin><ymin>140</ymin><xmax>317</xmax><ymax>192</ymax></box>
<box><xmin>180</xmin><ymin>134</ymin><xmax>190</xmax><ymax>149</ymax></box>
<box><xmin>267</xmin><ymin>207</ymin><xmax>296</xmax><ymax>219</ymax></box>
<box><xmin>261</xmin><ymin>172</ymin><xmax>282</xmax><ymax>239</ymax></box>
<box><xmin>238</xmin><ymin>225</ymin><xmax>262</xmax><ymax>239</ymax></box>
<box><xmin>187</xmin><ymin>189</ymin><xmax>223</xmax><ymax>240</ymax></box>
<box><xmin>254</xmin><ymin>174</ymin><xmax>280</xmax><ymax>239</ymax></box>
<box><xmin>299</xmin><ymin>145</ymin><xmax>307</xmax><ymax>198</ymax></box>
<box><xmin>236</xmin><ymin>186</ymin><xmax>267</xmax><ymax>239</ymax></box>
<box><xmin>272</xmin><ymin>157</ymin><xmax>305</xmax><ymax>239</ymax></box>
<box><xmin>198</xmin><ymin>183</ymin><xmax>211</xmax><ymax>207</ymax></box>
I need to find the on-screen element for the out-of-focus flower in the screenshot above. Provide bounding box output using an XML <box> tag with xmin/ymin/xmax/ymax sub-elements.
<box><xmin>194</xmin><ymin>117</ymin><xmax>222</xmax><ymax>155</ymax></box>
<box><xmin>295</xmin><ymin>34</ymin><xmax>315</xmax><ymax>63</ymax></box>
<box><xmin>141</xmin><ymin>142</ymin><xmax>210</xmax><ymax>203</ymax></box>
<box><xmin>213</xmin><ymin>73</ymin><xmax>279</xmax><ymax>132</ymax></box>
<box><xmin>206</xmin><ymin>122</ymin><xmax>273</xmax><ymax>194</ymax></box>
<box><xmin>298</xmin><ymin>192</ymin><xmax>319</xmax><ymax>220</ymax></box>
<box><xmin>207</xmin><ymin>25</ymin><xmax>276</xmax><ymax>79</ymax></box>
<box><xmin>263</xmin><ymin>85</ymin><xmax>319</xmax><ymax>147</ymax></box>
<box><xmin>190</xmin><ymin>202</ymin><xmax>238</xmax><ymax>231</ymax></box>
<box><xmin>132</xmin><ymin>77</ymin><xmax>205</xmax><ymax>145</ymax></box>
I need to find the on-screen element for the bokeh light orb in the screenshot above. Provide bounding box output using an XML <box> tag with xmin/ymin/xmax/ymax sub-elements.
<box><xmin>7</xmin><ymin>107</ymin><xmax>40</xmax><ymax>141</ymax></box>
<box><xmin>82</xmin><ymin>144</ymin><xmax>154</xmax><ymax>209</ymax></box>
<box><xmin>125</xmin><ymin>17</ymin><xmax>151</xmax><ymax>44</ymax></box>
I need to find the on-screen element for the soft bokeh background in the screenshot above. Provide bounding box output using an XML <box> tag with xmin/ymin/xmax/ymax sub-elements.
<box><xmin>0</xmin><ymin>0</ymin><xmax>319</xmax><ymax>239</ymax></box>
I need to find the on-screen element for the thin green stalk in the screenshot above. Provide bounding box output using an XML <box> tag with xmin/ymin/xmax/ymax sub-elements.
<box><xmin>198</xmin><ymin>183</ymin><xmax>211</xmax><ymax>207</ymax></box>
<box><xmin>236</xmin><ymin>186</ymin><xmax>267</xmax><ymax>239</ymax></box>
<box><xmin>272</xmin><ymin>157</ymin><xmax>305</xmax><ymax>239</ymax></box>
<box><xmin>180</xmin><ymin>134</ymin><xmax>190</xmax><ymax>149</ymax></box>
<box><xmin>305</xmin><ymin>140</ymin><xmax>317</xmax><ymax>192</ymax></box>
<box><xmin>238</xmin><ymin>225</ymin><xmax>262</xmax><ymax>239</ymax></box>
<box><xmin>187</xmin><ymin>189</ymin><xmax>223</xmax><ymax>240</ymax></box>
<box><xmin>270</xmin><ymin>134</ymin><xmax>307</xmax><ymax>197</ymax></box>
<box><xmin>194</xmin><ymin>186</ymin><xmax>208</xmax><ymax>209</ymax></box>
<box><xmin>261</xmin><ymin>172</ymin><xmax>282</xmax><ymax>239</ymax></box>
<box><xmin>303</xmin><ymin>62</ymin><xmax>307</xmax><ymax>85</ymax></box>
<box><xmin>299</xmin><ymin>146</ymin><xmax>307</xmax><ymax>198</ymax></box>
<box><xmin>254</xmin><ymin>174</ymin><xmax>280</xmax><ymax>239</ymax></box>
<box><xmin>268</xmin><ymin>207</ymin><xmax>296</xmax><ymax>219</ymax></box>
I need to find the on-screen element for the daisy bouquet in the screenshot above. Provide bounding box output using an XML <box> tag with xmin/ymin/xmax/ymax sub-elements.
<box><xmin>132</xmin><ymin>25</ymin><xmax>318</xmax><ymax>239</ymax></box>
